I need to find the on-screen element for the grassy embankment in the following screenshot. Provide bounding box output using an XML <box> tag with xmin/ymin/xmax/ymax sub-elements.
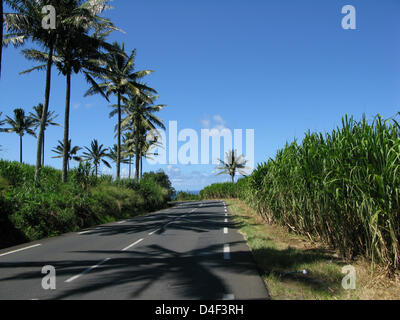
<box><xmin>0</xmin><ymin>160</ymin><xmax>174</xmax><ymax>249</ymax></box>
<box><xmin>226</xmin><ymin>198</ymin><xmax>400</xmax><ymax>300</ymax></box>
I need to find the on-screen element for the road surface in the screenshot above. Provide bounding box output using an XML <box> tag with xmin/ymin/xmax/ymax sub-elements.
<box><xmin>0</xmin><ymin>200</ymin><xmax>269</xmax><ymax>300</ymax></box>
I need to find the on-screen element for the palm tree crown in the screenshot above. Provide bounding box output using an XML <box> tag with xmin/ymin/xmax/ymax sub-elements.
<box><xmin>82</xmin><ymin>139</ymin><xmax>111</xmax><ymax>177</ymax></box>
<box><xmin>52</xmin><ymin>139</ymin><xmax>81</xmax><ymax>171</ymax></box>
<box><xmin>29</xmin><ymin>103</ymin><xmax>60</xmax><ymax>166</ymax></box>
<box><xmin>216</xmin><ymin>149</ymin><xmax>249</xmax><ymax>183</ymax></box>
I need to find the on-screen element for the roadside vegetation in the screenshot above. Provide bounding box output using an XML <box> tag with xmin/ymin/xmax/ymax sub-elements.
<box><xmin>0</xmin><ymin>159</ymin><xmax>174</xmax><ymax>249</ymax></box>
<box><xmin>226</xmin><ymin>198</ymin><xmax>400</xmax><ymax>300</ymax></box>
<box><xmin>201</xmin><ymin>114</ymin><xmax>400</xmax><ymax>286</ymax></box>
<box><xmin>175</xmin><ymin>191</ymin><xmax>200</xmax><ymax>202</ymax></box>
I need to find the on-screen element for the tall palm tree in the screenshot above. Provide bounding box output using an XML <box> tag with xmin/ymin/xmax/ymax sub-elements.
<box><xmin>85</xmin><ymin>42</ymin><xmax>155</xmax><ymax>180</ymax></box>
<box><xmin>4</xmin><ymin>0</ymin><xmax>61</xmax><ymax>183</ymax></box>
<box><xmin>1</xmin><ymin>0</ymin><xmax>3</xmax><ymax>77</ymax></box>
<box><xmin>4</xmin><ymin>108</ymin><xmax>36</xmax><ymax>163</ymax></box>
<box><xmin>29</xmin><ymin>103</ymin><xmax>60</xmax><ymax>166</ymax></box>
<box><xmin>52</xmin><ymin>139</ymin><xmax>81</xmax><ymax>171</ymax></box>
<box><xmin>216</xmin><ymin>149</ymin><xmax>249</xmax><ymax>183</ymax></box>
<box><xmin>121</xmin><ymin>93</ymin><xmax>166</xmax><ymax>181</ymax></box>
<box><xmin>8</xmin><ymin>0</ymin><xmax>118</xmax><ymax>183</ymax></box>
<box><xmin>82</xmin><ymin>139</ymin><xmax>111</xmax><ymax>177</ymax></box>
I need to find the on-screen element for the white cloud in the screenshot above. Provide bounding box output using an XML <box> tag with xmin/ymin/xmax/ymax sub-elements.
<box><xmin>200</xmin><ymin>114</ymin><xmax>228</xmax><ymax>131</ymax></box>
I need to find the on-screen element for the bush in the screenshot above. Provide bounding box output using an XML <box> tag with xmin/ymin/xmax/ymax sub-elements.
<box><xmin>0</xmin><ymin>161</ymin><xmax>175</xmax><ymax>248</ymax></box>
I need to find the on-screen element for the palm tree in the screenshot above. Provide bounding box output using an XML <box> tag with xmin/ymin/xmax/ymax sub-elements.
<box><xmin>29</xmin><ymin>103</ymin><xmax>60</xmax><ymax>166</ymax></box>
<box><xmin>4</xmin><ymin>0</ymin><xmax>61</xmax><ymax>183</ymax></box>
<box><xmin>107</xmin><ymin>143</ymin><xmax>131</xmax><ymax>176</ymax></box>
<box><xmin>216</xmin><ymin>149</ymin><xmax>249</xmax><ymax>183</ymax></box>
<box><xmin>121</xmin><ymin>92</ymin><xmax>166</xmax><ymax>181</ymax></box>
<box><xmin>4</xmin><ymin>108</ymin><xmax>36</xmax><ymax>163</ymax></box>
<box><xmin>0</xmin><ymin>0</ymin><xmax>3</xmax><ymax>77</ymax></box>
<box><xmin>82</xmin><ymin>139</ymin><xmax>111</xmax><ymax>177</ymax></box>
<box><xmin>85</xmin><ymin>42</ymin><xmax>155</xmax><ymax>180</ymax></box>
<box><xmin>52</xmin><ymin>139</ymin><xmax>81</xmax><ymax>171</ymax></box>
<box><xmin>9</xmin><ymin>0</ymin><xmax>118</xmax><ymax>183</ymax></box>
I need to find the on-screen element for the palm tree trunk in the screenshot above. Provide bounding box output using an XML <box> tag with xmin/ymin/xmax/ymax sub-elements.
<box><xmin>19</xmin><ymin>134</ymin><xmax>23</xmax><ymax>163</ymax></box>
<box><xmin>42</xmin><ymin>134</ymin><xmax>45</xmax><ymax>166</ymax></box>
<box><xmin>62</xmin><ymin>72</ymin><xmax>71</xmax><ymax>183</ymax></box>
<box><xmin>116</xmin><ymin>92</ymin><xmax>121</xmax><ymax>180</ymax></box>
<box><xmin>135</xmin><ymin>123</ymin><xmax>140</xmax><ymax>182</ymax></box>
<box><xmin>128</xmin><ymin>155</ymin><xmax>132</xmax><ymax>179</ymax></box>
<box><xmin>0</xmin><ymin>0</ymin><xmax>3</xmax><ymax>78</ymax></box>
<box><xmin>35</xmin><ymin>44</ymin><xmax>54</xmax><ymax>184</ymax></box>
<box><xmin>140</xmin><ymin>154</ymin><xmax>143</xmax><ymax>179</ymax></box>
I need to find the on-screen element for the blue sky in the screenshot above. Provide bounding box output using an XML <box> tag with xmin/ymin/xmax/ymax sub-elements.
<box><xmin>1</xmin><ymin>0</ymin><xmax>399</xmax><ymax>191</ymax></box>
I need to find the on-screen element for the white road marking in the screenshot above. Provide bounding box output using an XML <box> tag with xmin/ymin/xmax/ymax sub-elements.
<box><xmin>0</xmin><ymin>244</ymin><xmax>42</xmax><ymax>257</ymax></box>
<box><xmin>65</xmin><ymin>258</ymin><xmax>111</xmax><ymax>283</ymax></box>
<box><xmin>148</xmin><ymin>229</ymin><xmax>161</xmax><ymax>235</ymax></box>
<box><xmin>116</xmin><ymin>220</ymin><xmax>126</xmax><ymax>224</ymax></box>
<box><xmin>224</xmin><ymin>244</ymin><xmax>230</xmax><ymax>260</ymax></box>
<box><xmin>224</xmin><ymin>227</ymin><xmax>228</xmax><ymax>234</ymax></box>
<box><xmin>224</xmin><ymin>218</ymin><xmax>228</xmax><ymax>223</ymax></box>
<box><xmin>223</xmin><ymin>294</ymin><xmax>235</xmax><ymax>300</ymax></box>
<box><xmin>122</xmin><ymin>238</ymin><xmax>144</xmax><ymax>251</ymax></box>
<box><xmin>78</xmin><ymin>227</ymin><xmax>100</xmax><ymax>235</ymax></box>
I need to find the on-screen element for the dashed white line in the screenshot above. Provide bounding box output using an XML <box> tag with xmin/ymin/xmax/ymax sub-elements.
<box><xmin>224</xmin><ymin>244</ymin><xmax>230</xmax><ymax>260</ymax></box>
<box><xmin>148</xmin><ymin>229</ymin><xmax>161</xmax><ymax>235</ymax></box>
<box><xmin>65</xmin><ymin>258</ymin><xmax>111</xmax><ymax>283</ymax></box>
<box><xmin>0</xmin><ymin>244</ymin><xmax>42</xmax><ymax>257</ymax></box>
<box><xmin>122</xmin><ymin>238</ymin><xmax>144</xmax><ymax>251</ymax></box>
<box><xmin>224</xmin><ymin>218</ymin><xmax>228</xmax><ymax>223</ymax></box>
<box><xmin>224</xmin><ymin>227</ymin><xmax>228</xmax><ymax>234</ymax></box>
<box><xmin>116</xmin><ymin>220</ymin><xmax>126</xmax><ymax>224</ymax></box>
<box><xmin>78</xmin><ymin>227</ymin><xmax>100</xmax><ymax>235</ymax></box>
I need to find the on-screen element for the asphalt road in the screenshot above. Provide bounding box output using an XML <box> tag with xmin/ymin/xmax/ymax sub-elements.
<box><xmin>0</xmin><ymin>200</ymin><xmax>269</xmax><ymax>300</ymax></box>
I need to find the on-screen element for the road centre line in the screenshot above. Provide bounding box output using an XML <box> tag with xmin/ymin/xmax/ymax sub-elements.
<box><xmin>65</xmin><ymin>258</ymin><xmax>111</xmax><ymax>283</ymax></box>
<box><xmin>148</xmin><ymin>229</ymin><xmax>161</xmax><ymax>235</ymax></box>
<box><xmin>224</xmin><ymin>227</ymin><xmax>228</xmax><ymax>234</ymax></box>
<box><xmin>122</xmin><ymin>238</ymin><xmax>144</xmax><ymax>251</ymax></box>
<box><xmin>0</xmin><ymin>244</ymin><xmax>42</xmax><ymax>257</ymax></box>
<box><xmin>224</xmin><ymin>244</ymin><xmax>230</xmax><ymax>260</ymax></box>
